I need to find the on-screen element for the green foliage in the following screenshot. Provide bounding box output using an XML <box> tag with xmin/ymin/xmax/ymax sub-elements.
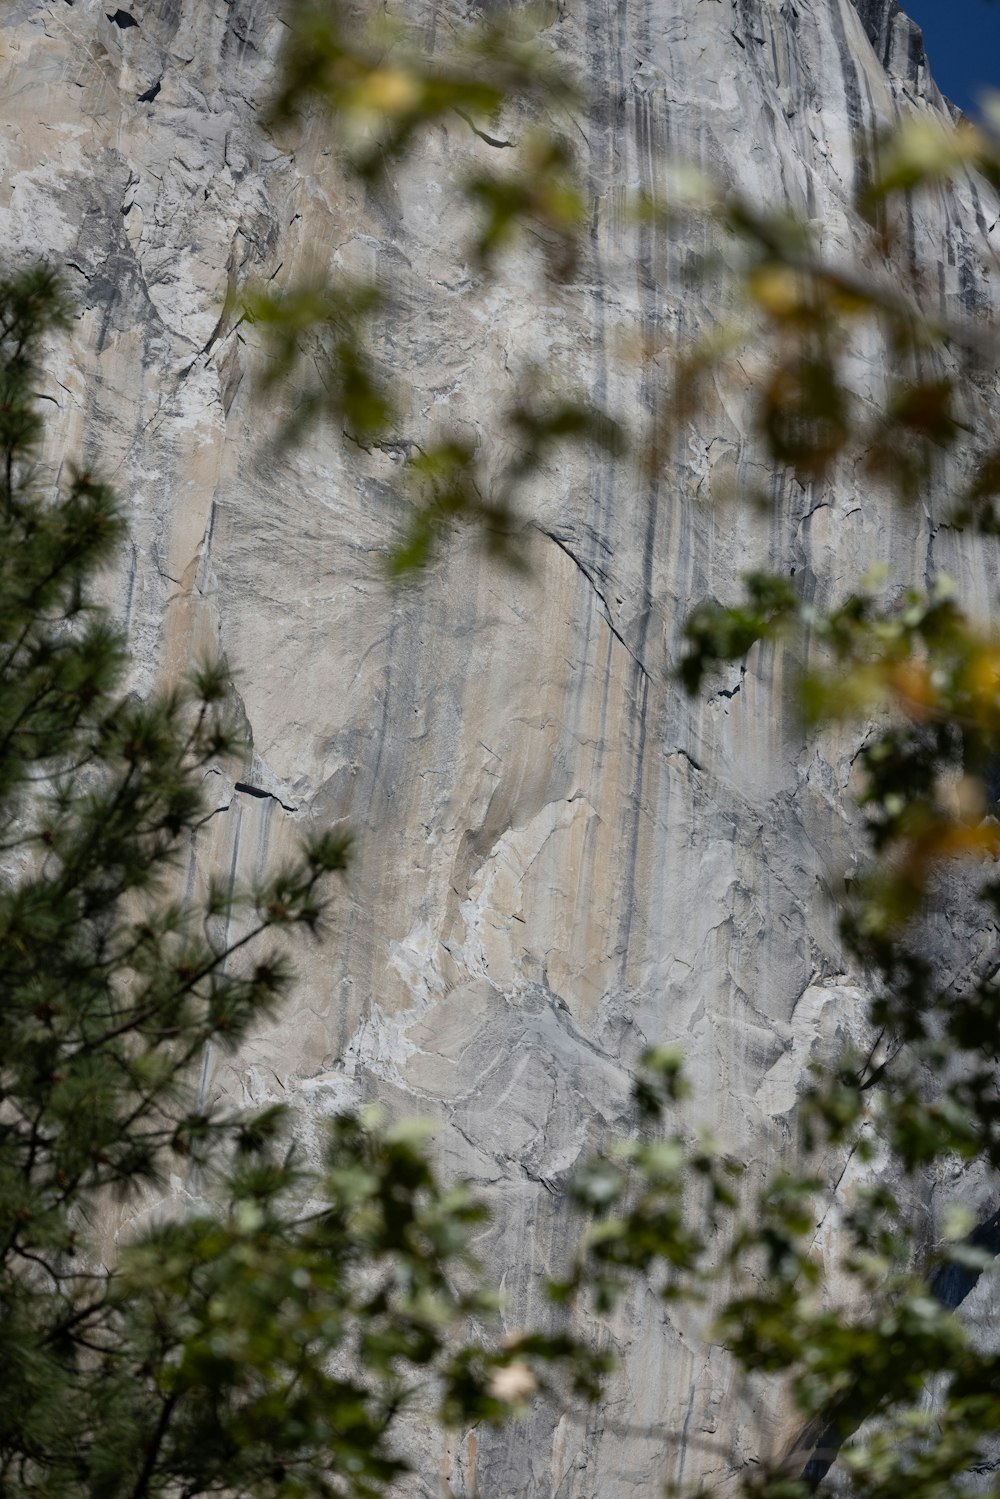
<box><xmin>250</xmin><ymin>0</ymin><xmax>609</xmax><ymax>575</ymax></box>
<box><xmin>679</xmin><ymin>573</ymin><xmax>798</xmax><ymax>696</ymax></box>
<box><xmin>637</xmin><ymin>90</ymin><xmax>1000</xmax><ymax>1499</ymax></box>
<box><xmin>246</xmin><ymin>279</ymin><xmax>393</xmax><ymax>448</ymax></box>
<box><xmin>389</xmin><ymin>380</ymin><xmax>623</xmax><ymax>576</ymax></box>
<box><xmin>268</xmin><ymin>1</ymin><xmax>578</xmax><ymax>186</ymax></box>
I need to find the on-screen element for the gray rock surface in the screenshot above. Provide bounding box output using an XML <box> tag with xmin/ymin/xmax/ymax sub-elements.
<box><xmin>1</xmin><ymin>0</ymin><xmax>998</xmax><ymax>1492</ymax></box>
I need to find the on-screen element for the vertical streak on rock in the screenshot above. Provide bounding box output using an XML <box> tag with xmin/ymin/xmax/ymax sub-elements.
<box><xmin>830</xmin><ymin>0</ymin><xmax>872</xmax><ymax>196</ymax></box>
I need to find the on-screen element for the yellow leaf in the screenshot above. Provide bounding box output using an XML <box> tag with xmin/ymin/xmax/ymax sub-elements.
<box><xmin>886</xmin><ymin>659</ymin><xmax>935</xmax><ymax>720</ymax></box>
<box><xmin>357</xmin><ymin>67</ymin><xmax>421</xmax><ymax>116</ymax></box>
<box><xmin>748</xmin><ymin>265</ymin><xmax>804</xmax><ymax>319</ymax></box>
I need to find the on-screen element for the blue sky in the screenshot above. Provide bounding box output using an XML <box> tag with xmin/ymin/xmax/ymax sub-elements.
<box><xmin>901</xmin><ymin>0</ymin><xmax>1000</xmax><ymax>115</ymax></box>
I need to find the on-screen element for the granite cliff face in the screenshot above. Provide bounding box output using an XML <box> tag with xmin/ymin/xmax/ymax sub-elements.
<box><xmin>1</xmin><ymin>0</ymin><xmax>998</xmax><ymax>1493</ymax></box>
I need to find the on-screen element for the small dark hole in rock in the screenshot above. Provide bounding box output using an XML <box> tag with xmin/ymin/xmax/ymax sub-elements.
<box><xmin>138</xmin><ymin>79</ymin><xmax>161</xmax><ymax>103</ymax></box>
<box><xmin>107</xmin><ymin>9</ymin><xmax>138</xmax><ymax>28</ymax></box>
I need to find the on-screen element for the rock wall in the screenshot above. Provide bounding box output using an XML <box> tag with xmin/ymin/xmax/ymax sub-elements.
<box><xmin>1</xmin><ymin>0</ymin><xmax>998</xmax><ymax>1493</ymax></box>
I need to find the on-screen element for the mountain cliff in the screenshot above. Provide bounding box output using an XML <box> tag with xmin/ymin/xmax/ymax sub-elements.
<box><xmin>0</xmin><ymin>1</ymin><xmax>997</xmax><ymax>1493</ymax></box>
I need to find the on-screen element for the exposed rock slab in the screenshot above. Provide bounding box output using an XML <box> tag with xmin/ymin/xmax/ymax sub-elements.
<box><xmin>1</xmin><ymin>1</ymin><xmax>998</xmax><ymax>1493</ymax></box>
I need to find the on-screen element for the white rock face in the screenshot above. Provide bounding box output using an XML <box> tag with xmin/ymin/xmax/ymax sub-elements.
<box><xmin>1</xmin><ymin>0</ymin><xmax>998</xmax><ymax>1492</ymax></box>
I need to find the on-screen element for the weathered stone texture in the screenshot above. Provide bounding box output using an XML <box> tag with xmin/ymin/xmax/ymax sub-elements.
<box><xmin>1</xmin><ymin>0</ymin><xmax>998</xmax><ymax>1493</ymax></box>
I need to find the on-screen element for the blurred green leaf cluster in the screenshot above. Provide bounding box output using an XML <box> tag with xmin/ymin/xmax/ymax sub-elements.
<box><xmin>640</xmin><ymin>85</ymin><xmax>1000</xmax><ymax>1499</ymax></box>
<box><xmin>248</xmin><ymin>0</ymin><xmax>608</xmax><ymax>574</ymax></box>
